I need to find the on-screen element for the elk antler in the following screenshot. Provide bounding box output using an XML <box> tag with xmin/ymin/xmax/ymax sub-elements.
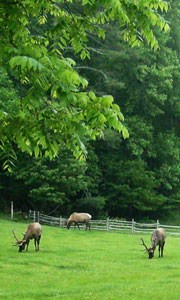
<box><xmin>140</xmin><ymin>238</ymin><xmax>149</xmax><ymax>252</ymax></box>
<box><xmin>12</xmin><ymin>229</ymin><xmax>20</xmax><ymax>245</ymax></box>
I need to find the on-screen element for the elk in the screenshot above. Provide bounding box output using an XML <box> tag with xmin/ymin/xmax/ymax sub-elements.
<box><xmin>67</xmin><ymin>212</ymin><xmax>92</xmax><ymax>230</ymax></box>
<box><xmin>141</xmin><ymin>228</ymin><xmax>166</xmax><ymax>259</ymax></box>
<box><xmin>12</xmin><ymin>222</ymin><xmax>42</xmax><ymax>252</ymax></box>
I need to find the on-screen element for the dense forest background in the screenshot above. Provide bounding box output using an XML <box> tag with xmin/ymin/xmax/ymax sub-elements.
<box><xmin>0</xmin><ymin>0</ymin><xmax>179</xmax><ymax>221</ymax></box>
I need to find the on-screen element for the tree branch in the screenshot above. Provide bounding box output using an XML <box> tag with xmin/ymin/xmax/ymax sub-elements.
<box><xmin>75</xmin><ymin>66</ymin><xmax>108</xmax><ymax>80</ymax></box>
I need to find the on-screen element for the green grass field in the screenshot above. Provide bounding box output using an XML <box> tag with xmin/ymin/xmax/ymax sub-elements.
<box><xmin>1</xmin><ymin>218</ymin><xmax>180</xmax><ymax>300</ymax></box>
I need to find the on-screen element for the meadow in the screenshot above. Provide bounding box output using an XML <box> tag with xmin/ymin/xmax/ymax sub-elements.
<box><xmin>1</xmin><ymin>218</ymin><xmax>180</xmax><ymax>300</ymax></box>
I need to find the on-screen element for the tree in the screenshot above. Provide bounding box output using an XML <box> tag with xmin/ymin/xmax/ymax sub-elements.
<box><xmin>1</xmin><ymin>144</ymin><xmax>103</xmax><ymax>216</ymax></box>
<box><xmin>80</xmin><ymin>4</ymin><xmax>180</xmax><ymax>219</ymax></box>
<box><xmin>0</xmin><ymin>67</ymin><xmax>19</xmax><ymax>170</ymax></box>
<box><xmin>0</xmin><ymin>0</ymin><xmax>169</xmax><ymax>163</ymax></box>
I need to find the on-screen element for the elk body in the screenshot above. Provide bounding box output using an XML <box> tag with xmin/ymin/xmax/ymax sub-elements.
<box><xmin>141</xmin><ymin>228</ymin><xmax>166</xmax><ymax>259</ymax></box>
<box><xmin>67</xmin><ymin>212</ymin><xmax>92</xmax><ymax>230</ymax></box>
<box><xmin>12</xmin><ymin>222</ymin><xmax>42</xmax><ymax>252</ymax></box>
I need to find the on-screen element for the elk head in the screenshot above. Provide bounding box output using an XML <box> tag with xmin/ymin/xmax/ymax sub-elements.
<box><xmin>140</xmin><ymin>237</ymin><xmax>154</xmax><ymax>259</ymax></box>
<box><xmin>12</xmin><ymin>229</ymin><xmax>26</xmax><ymax>252</ymax></box>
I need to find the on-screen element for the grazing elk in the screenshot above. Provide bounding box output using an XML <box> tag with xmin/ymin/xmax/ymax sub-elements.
<box><xmin>12</xmin><ymin>222</ymin><xmax>42</xmax><ymax>252</ymax></box>
<box><xmin>141</xmin><ymin>228</ymin><xmax>166</xmax><ymax>259</ymax></box>
<box><xmin>67</xmin><ymin>212</ymin><xmax>92</xmax><ymax>230</ymax></box>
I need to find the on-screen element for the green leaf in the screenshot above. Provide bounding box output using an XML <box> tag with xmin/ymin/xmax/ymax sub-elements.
<box><xmin>9</xmin><ymin>56</ymin><xmax>44</xmax><ymax>72</ymax></box>
<box><xmin>122</xmin><ymin>127</ymin><xmax>129</xmax><ymax>139</ymax></box>
<box><xmin>34</xmin><ymin>145</ymin><xmax>40</xmax><ymax>158</ymax></box>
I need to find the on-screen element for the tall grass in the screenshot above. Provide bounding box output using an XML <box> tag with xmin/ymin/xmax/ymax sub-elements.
<box><xmin>1</xmin><ymin>218</ymin><xmax>180</xmax><ymax>300</ymax></box>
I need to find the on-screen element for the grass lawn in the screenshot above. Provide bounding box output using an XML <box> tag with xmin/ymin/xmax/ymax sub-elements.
<box><xmin>0</xmin><ymin>217</ymin><xmax>180</xmax><ymax>299</ymax></box>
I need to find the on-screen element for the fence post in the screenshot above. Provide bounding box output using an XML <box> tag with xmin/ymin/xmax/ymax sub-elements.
<box><xmin>37</xmin><ymin>211</ymin><xmax>40</xmax><ymax>223</ymax></box>
<box><xmin>157</xmin><ymin>219</ymin><xmax>159</xmax><ymax>228</ymax></box>
<box><xmin>33</xmin><ymin>211</ymin><xmax>36</xmax><ymax>222</ymax></box>
<box><xmin>11</xmin><ymin>201</ymin><xmax>14</xmax><ymax>220</ymax></box>
<box><xmin>59</xmin><ymin>216</ymin><xmax>62</xmax><ymax>227</ymax></box>
<box><xmin>132</xmin><ymin>218</ymin><xmax>135</xmax><ymax>234</ymax></box>
<box><xmin>106</xmin><ymin>217</ymin><xmax>110</xmax><ymax>231</ymax></box>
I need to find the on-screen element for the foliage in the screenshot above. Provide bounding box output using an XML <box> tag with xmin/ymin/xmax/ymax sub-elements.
<box><xmin>73</xmin><ymin>196</ymin><xmax>106</xmax><ymax>218</ymax></box>
<box><xmin>0</xmin><ymin>0</ymin><xmax>169</xmax><ymax>161</ymax></box>
<box><xmin>0</xmin><ymin>1</ymin><xmax>179</xmax><ymax>220</ymax></box>
<box><xmin>81</xmin><ymin>7</ymin><xmax>180</xmax><ymax>218</ymax></box>
<box><xmin>1</xmin><ymin>147</ymin><xmax>102</xmax><ymax>215</ymax></box>
<box><xmin>0</xmin><ymin>68</ymin><xmax>19</xmax><ymax>171</ymax></box>
<box><xmin>94</xmin><ymin>136</ymin><xmax>167</xmax><ymax>219</ymax></box>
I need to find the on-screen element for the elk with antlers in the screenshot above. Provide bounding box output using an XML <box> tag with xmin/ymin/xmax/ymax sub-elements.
<box><xmin>141</xmin><ymin>228</ymin><xmax>166</xmax><ymax>259</ymax></box>
<box><xmin>12</xmin><ymin>222</ymin><xmax>42</xmax><ymax>252</ymax></box>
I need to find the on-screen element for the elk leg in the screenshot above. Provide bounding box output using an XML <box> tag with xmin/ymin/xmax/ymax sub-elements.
<box><xmin>85</xmin><ymin>222</ymin><xmax>90</xmax><ymax>230</ymax></box>
<box><xmin>74</xmin><ymin>222</ymin><xmax>79</xmax><ymax>230</ymax></box>
<box><xmin>36</xmin><ymin>236</ymin><xmax>41</xmax><ymax>251</ymax></box>
<box><xmin>158</xmin><ymin>242</ymin><xmax>165</xmax><ymax>257</ymax></box>
<box><xmin>26</xmin><ymin>240</ymin><xmax>30</xmax><ymax>251</ymax></box>
<box><xmin>34</xmin><ymin>239</ymin><xmax>37</xmax><ymax>251</ymax></box>
<box><xmin>158</xmin><ymin>245</ymin><xmax>161</xmax><ymax>257</ymax></box>
<box><xmin>161</xmin><ymin>242</ymin><xmax>165</xmax><ymax>257</ymax></box>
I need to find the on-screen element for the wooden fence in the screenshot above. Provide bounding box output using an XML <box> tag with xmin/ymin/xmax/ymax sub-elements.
<box><xmin>29</xmin><ymin>210</ymin><xmax>180</xmax><ymax>236</ymax></box>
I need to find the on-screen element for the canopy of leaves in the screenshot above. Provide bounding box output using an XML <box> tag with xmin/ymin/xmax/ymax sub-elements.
<box><xmin>80</xmin><ymin>3</ymin><xmax>180</xmax><ymax>218</ymax></box>
<box><xmin>1</xmin><ymin>0</ymin><xmax>179</xmax><ymax>221</ymax></box>
<box><xmin>0</xmin><ymin>0</ymin><xmax>169</xmax><ymax>163</ymax></box>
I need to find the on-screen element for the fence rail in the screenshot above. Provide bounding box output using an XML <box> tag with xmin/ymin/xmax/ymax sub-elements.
<box><xmin>29</xmin><ymin>211</ymin><xmax>180</xmax><ymax>235</ymax></box>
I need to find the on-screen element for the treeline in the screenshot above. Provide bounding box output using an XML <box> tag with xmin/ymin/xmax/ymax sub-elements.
<box><xmin>0</xmin><ymin>1</ymin><xmax>179</xmax><ymax>220</ymax></box>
